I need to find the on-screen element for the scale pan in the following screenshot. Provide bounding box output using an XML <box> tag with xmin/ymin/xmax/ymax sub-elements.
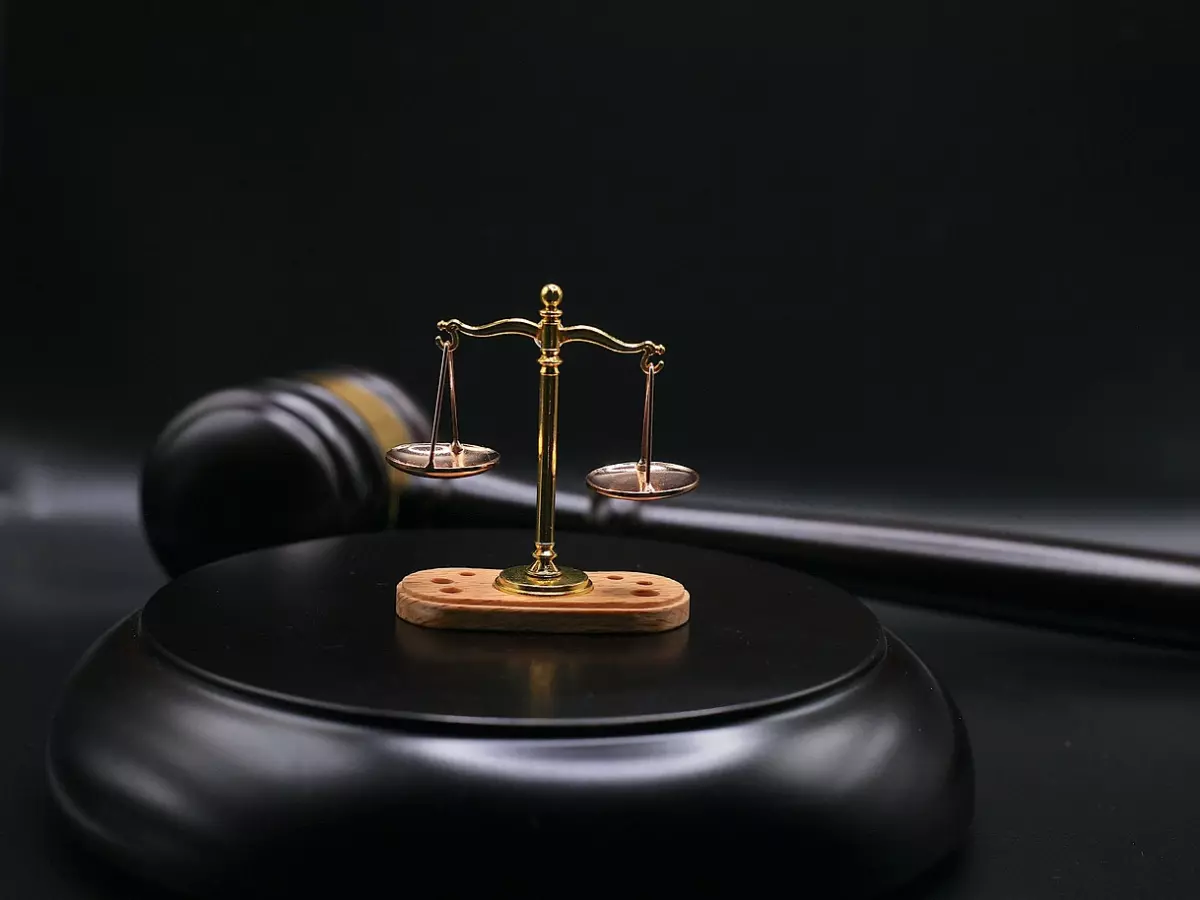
<box><xmin>386</xmin><ymin>442</ymin><xmax>500</xmax><ymax>479</ymax></box>
<box><xmin>585</xmin><ymin>461</ymin><xmax>699</xmax><ymax>501</ymax></box>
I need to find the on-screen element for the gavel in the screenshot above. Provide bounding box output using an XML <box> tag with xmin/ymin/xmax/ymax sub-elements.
<box><xmin>141</xmin><ymin>368</ymin><xmax>1200</xmax><ymax>646</ymax></box>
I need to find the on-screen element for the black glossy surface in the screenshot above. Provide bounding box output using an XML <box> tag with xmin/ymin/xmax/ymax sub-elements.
<box><xmin>48</xmin><ymin>530</ymin><xmax>970</xmax><ymax>897</ymax></box>
<box><xmin>143</xmin><ymin>530</ymin><xmax>883</xmax><ymax>725</ymax></box>
<box><xmin>9</xmin><ymin>517</ymin><xmax>1200</xmax><ymax>898</ymax></box>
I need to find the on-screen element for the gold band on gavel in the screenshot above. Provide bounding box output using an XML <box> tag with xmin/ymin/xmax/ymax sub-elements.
<box><xmin>308</xmin><ymin>373</ymin><xmax>414</xmax><ymax>527</ymax></box>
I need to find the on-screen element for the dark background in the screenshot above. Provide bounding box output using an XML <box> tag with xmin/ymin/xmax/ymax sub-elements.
<box><xmin>5</xmin><ymin>7</ymin><xmax>1200</xmax><ymax>899</ymax></box>
<box><xmin>3</xmin><ymin>1</ymin><xmax>1199</xmax><ymax>514</ymax></box>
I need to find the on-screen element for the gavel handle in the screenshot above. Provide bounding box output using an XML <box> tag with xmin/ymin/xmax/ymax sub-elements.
<box><xmin>429</xmin><ymin>473</ymin><xmax>1200</xmax><ymax>648</ymax></box>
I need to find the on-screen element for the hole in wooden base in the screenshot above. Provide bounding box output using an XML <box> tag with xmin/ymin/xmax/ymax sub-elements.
<box><xmin>637</xmin><ymin>580</ymin><xmax>653</xmax><ymax>585</ymax></box>
<box><xmin>432</xmin><ymin>577</ymin><xmax>453</xmax><ymax>584</ymax></box>
<box><xmin>606</xmin><ymin>575</ymin><xmax>624</xmax><ymax>581</ymax></box>
<box><xmin>459</xmin><ymin>571</ymin><xmax>476</xmax><ymax>577</ymax></box>
<box><xmin>440</xmin><ymin>587</ymin><xmax>463</xmax><ymax>594</ymax></box>
<box><xmin>632</xmin><ymin>589</ymin><xmax>659</xmax><ymax>597</ymax></box>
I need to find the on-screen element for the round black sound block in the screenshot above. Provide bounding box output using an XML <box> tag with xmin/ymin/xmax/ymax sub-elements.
<box><xmin>47</xmin><ymin>530</ymin><xmax>972</xmax><ymax>897</ymax></box>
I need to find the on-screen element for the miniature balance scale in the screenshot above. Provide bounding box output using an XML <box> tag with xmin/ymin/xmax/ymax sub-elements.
<box><xmin>385</xmin><ymin>283</ymin><xmax>699</xmax><ymax>633</ymax></box>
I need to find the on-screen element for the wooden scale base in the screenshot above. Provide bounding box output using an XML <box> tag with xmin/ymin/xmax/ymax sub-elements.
<box><xmin>397</xmin><ymin>567</ymin><xmax>689</xmax><ymax>632</ymax></box>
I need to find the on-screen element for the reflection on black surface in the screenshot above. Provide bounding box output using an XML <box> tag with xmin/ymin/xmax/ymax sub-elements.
<box><xmin>143</xmin><ymin>530</ymin><xmax>882</xmax><ymax>722</ymax></box>
<box><xmin>394</xmin><ymin>618</ymin><xmax>690</xmax><ymax>718</ymax></box>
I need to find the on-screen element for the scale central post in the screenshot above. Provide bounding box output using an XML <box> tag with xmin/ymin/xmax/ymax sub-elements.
<box><xmin>432</xmin><ymin>283</ymin><xmax>668</xmax><ymax>597</ymax></box>
<box><xmin>523</xmin><ymin>283</ymin><xmax>573</xmax><ymax>591</ymax></box>
<box><xmin>488</xmin><ymin>282</ymin><xmax>592</xmax><ymax>595</ymax></box>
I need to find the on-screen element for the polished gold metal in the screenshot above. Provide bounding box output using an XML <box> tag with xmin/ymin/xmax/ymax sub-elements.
<box><xmin>387</xmin><ymin>282</ymin><xmax>697</xmax><ymax>597</ymax></box>
<box><xmin>385</xmin><ymin>443</ymin><xmax>500</xmax><ymax>478</ymax></box>
<box><xmin>586</xmin><ymin>360</ymin><xmax>699</xmax><ymax>500</ymax></box>
<box><xmin>585</xmin><ymin>461</ymin><xmax>700</xmax><ymax>500</ymax></box>
<box><xmin>493</xmin><ymin>564</ymin><xmax>594</xmax><ymax>596</ymax></box>
<box><xmin>385</xmin><ymin>335</ymin><xmax>501</xmax><ymax>478</ymax></box>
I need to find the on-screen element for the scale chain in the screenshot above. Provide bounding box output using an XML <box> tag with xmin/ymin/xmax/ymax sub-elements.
<box><xmin>446</xmin><ymin>342</ymin><xmax>463</xmax><ymax>454</ymax></box>
<box><xmin>639</xmin><ymin>363</ymin><xmax>655</xmax><ymax>491</ymax></box>
<box><xmin>425</xmin><ymin>340</ymin><xmax>450</xmax><ymax>470</ymax></box>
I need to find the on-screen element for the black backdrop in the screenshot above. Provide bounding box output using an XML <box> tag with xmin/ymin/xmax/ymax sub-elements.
<box><xmin>2</xmin><ymin>1</ymin><xmax>1199</xmax><ymax>505</ymax></box>
<box><xmin>7</xmin><ymin>12</ymin><xmax>1200</xmax><ymax>900</ymax></box>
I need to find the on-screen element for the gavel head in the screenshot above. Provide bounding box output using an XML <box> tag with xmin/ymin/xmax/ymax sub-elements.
<box><xmin>140</xmin><ymin>369</ymin><xmax>431</xmax><ymax>576</ymax></box>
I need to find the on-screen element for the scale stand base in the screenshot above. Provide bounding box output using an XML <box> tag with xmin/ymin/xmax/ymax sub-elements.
<box><xmin>494</xmin><ymin>563</ymin><xmax>594</xmax><ymax>597</ymax></box>
<box><xmin>398</xmin><ymin>567</ymin><xmax>690</xmax><ymax>633</ymax></box>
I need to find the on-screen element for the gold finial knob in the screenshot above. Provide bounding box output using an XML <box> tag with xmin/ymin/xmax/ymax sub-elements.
<box><xmin>540</xmin><ymin>284</ymin><xmax>563</xmax><ymax>308</ymax></box>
